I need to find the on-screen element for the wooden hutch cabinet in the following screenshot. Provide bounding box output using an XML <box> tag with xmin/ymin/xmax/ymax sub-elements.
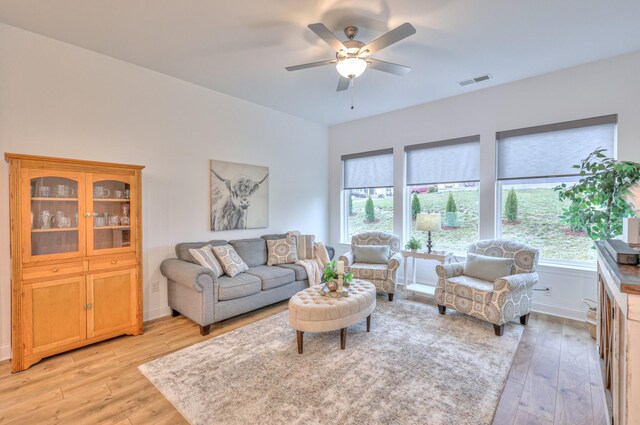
<box><xmin>5</xmin><ymin>153</ymin><xmax>144</xmax><ymax>372</ymax></box>
<box><xmin>596</xmin><ymin>242</ymin><xmax>640</xmax><ymax>425</ymax></box>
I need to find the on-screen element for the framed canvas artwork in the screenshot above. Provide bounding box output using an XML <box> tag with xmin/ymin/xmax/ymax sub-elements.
<box><xmin>210</xmin><ymin>160</ymin><xmax>269</xmax><ymax>231</ymax></box>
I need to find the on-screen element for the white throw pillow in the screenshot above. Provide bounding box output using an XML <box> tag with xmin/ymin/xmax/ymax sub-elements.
<box><xmin>189</xmin><ymin>245</ymin><xmax>224</xmax><ymax>278</ymax></box>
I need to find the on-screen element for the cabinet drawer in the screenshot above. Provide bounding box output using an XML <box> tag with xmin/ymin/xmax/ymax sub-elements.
<box><xmin>23</xmin><ymin>261</ymin><xmax>85</xmax><ymax>281</ymax></box>
<box><xmin>89</xmin><ymin>256</ymin><xmax>137</xmax><ymax>271</ymax></box>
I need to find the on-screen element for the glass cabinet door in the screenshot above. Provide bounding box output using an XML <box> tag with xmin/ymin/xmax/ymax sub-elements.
<box><xmin>22</xmin><ymin>169</ymin><xmax>86</xmax><ymax>261</ymax></box>
<box><xmin>87</xmin><ymin>174</ymin><xmax>136</xmax><ymax>255</ymax></box>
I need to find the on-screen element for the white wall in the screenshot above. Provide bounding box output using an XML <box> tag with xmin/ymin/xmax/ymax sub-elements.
<box><xmin>0</xmin><ymin>24</ymin><xmax>329</xmax><ymax>360</ymax></box>
<box><xmin>329</xmin><ymin>51</ymin><xmax>640</xmax><ymax>320</ymax></box>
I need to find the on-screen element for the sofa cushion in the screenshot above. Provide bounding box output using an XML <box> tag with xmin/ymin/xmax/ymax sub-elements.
<box><xmin>266</xmin><ymin>237</ymin><xmax>299</xmax><ymax>266</ymax></box>
<box><xmin>348</xmin><ymin>263</ymin><xmax>389</xmax><ymax>281</ymax></box>
<box><xmin>276</xmin><ymin>263</ymin><xmax>308</xmax><ymax>281</ymax></box>
<box><xmin>212</xmin><ymin>244</ymin><xmax>249</xmax><ymax>278</ymax></box>
<box><xmin>217</xmin><ymin>273</ymin><xmax>261</xmax><ymax>301</ymax></box>
<box><xmin>464</xmin><ymin>253</ymin><xmax>514</xmax><ymax>282</ymax></box>
<box><xmin>245</xmin><ymin>265</ymin><xmax>295</xmax><ymax>290</ymax></box>
<box><xmin>261</xmin><ymin>233</ymin><xmax>288</xmax><ymax>241</ymax></box>
<box><xmin>229</xmin><ymin>238</ymin><xmax>267</xmax><ymax>267</ymax></box>
<box><xmin>354</xmin><ymin>245</ymin><xmax>389</xmax><ymax>264</ymax></box>
<box><xmin>445</xmin><ymin>276</ymin><xmax>494</xmax><ymax>304</ymax></box>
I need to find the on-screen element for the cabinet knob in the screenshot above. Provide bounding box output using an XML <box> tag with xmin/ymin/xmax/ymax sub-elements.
<box><xmin>84</xmin><ymin>212</ymin><xmax>91</xmax><ymax>218</ymax></box>
<box><xmin>52</xmin><ymin>267</ymin><xmax>59</xmax><ymax>272</ymax></box>
<box><xmin>111</xmin><ymin>260</ymin><xmax>117</xmax><ymax>265</ymax></box>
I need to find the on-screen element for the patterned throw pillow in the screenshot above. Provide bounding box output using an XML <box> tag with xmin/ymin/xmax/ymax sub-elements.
<box><xmin>189</xmin><ymin>245</ymin><xmax>224</xmax><ymax>278</ymax></box>
<box><xmin>288</xmin><ymin>233</ymin><xmax>315</xmax><ymax>260</ymax></box>
<box><xmin>267</xmin><ymin>237</ymin><xmax>299</xmax><ymax>266</ymax></box>
<box><xmin>211</xmin><ymin>244</ymin><xmax>249</xmax><ymax>278</ymax></box>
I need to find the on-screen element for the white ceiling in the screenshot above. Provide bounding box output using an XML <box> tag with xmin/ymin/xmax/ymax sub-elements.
<box><xmin>2</xmin><ymin>1</ymin><xmax>640</xmax><ymax>126</ymax></box>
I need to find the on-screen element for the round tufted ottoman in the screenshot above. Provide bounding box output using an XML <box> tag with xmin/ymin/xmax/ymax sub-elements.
<box><xmin>288</xmin><ymin>279</ymin><xmax>376</xmax><ymax>353</ymax></box>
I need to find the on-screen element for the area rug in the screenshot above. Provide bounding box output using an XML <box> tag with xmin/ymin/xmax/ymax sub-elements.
<box><xmin>139</xmin><ymin>298</ymin><xmax>522</xmax><ymax>425</ymax></box>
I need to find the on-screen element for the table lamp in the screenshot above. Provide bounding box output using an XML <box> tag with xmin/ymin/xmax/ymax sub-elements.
<box><xmin>416</xmin><ymin>213</ymin><xmax>442</xmax><ymax>253</ymax></box>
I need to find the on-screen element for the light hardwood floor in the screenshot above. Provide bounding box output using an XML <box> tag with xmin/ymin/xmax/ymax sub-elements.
<box><xmin>0</xmin><ymin>298</ymin><xmax>606</xmax><ymax>424</ymax></box>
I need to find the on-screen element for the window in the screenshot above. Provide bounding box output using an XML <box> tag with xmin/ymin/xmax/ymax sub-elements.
<box><xmin>497</xmin><ymin>115</ymin><xmax>617</xmax><ymax>264</ymax></box>
<box><xmin>342</xmin><ymin>149</ymin><xmax>394</xmax><ymax>240</ymax></box>
<box><xmin>405</xmin><ymin>136</ymin><xmax>480</xmax><ymax>253</ymax></box>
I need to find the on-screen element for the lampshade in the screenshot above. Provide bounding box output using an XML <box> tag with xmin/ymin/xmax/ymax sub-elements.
<box><xmin>336</xmin><ymin>58</ymin><xmax>367</xmax><ymax>78</ymax></box>
<box><xmin>416</xmin><ymin>213</ymin><xmax>442</xmax><ymax>232</ymax></box>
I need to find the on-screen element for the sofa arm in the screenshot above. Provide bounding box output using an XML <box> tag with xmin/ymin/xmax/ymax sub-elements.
<box><xmin>339</xmin><ymin>251</ymin><xmax>354</xmax><ymax>266</ymax></box>
<box><xmin>435</xmin><ymin>263</ymin><xmax>465</xmax><ymax>279</ymax></box>
<box><xmin>388</xmin><ymin>252</ymin><xmax>402</xmax><ymax>271</ymax></box>
<box><xmin>160</xmin><ymin>258</ymin><xmax>216</xmax><ymax>293</ymax></box>
<box><xmin>494</xmin><ymin>272</ymin><xmax>539</xmax><ymax>292</ymax></box>
<box><xmin>325</xmin><ymin>245</ymin><xmax>335</xmax><ymax>260</ymax></box>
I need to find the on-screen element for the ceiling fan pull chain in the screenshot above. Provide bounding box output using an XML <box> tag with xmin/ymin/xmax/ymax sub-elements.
<box><xmin>350</xmin><ymin>77</ymin><xmax>355</xmax><ymax>110</ymax></box>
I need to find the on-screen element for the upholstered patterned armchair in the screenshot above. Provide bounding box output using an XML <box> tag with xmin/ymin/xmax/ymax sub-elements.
<box><xmin>339</xmin><ymin>231</ymin><xmax>402</xmax><ymax>301</ymax></box>
<box><xmin>435</xmin><ymin>239</ymin><xmax>540</xmax><ymax>336</ymax></box>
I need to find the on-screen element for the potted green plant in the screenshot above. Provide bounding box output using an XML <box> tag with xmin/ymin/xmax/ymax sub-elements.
<box><xmin>405</xmin><ymin>236</ymin><xmax>422</xmax><ymax>252</ymax></box>
<box><xmin>322</xmin><ymin>259</ymin><xmax>354</xmax><ymax>288</ymax></box>
<box><xmin>555</xmin><ymin>148</ymin><xmax>640</xmax><ymax>241</ymax></box>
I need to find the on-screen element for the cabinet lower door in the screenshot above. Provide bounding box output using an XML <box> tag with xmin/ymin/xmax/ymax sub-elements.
<box><xmin>23</xmin><ymin>276</ymin><xmax>87</xmax><ymax>355</ymax></box>
<box><xmin>87</xmin><ymin>268</ymin><xmax>137</xmax><ymax>338</ymax></box>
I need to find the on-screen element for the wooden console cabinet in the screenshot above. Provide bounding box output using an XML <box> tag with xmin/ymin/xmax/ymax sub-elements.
<box><xmin>5</xmin><ymin>153</ymin><xmax>144</xmax><ymax>372</ymax></box>
<box><xmin>596</xmin><ymin>242</ymin><xmax>640</xmax><ymax>425</ymax></box>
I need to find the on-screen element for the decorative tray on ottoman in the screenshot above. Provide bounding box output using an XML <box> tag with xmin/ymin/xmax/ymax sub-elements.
<box><xmin>320</xmin><ymin>283</ymin><xmax>350</xmax><ymax>298</ymax></box>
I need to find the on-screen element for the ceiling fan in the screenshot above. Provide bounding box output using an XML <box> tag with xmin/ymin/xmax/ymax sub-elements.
<box><xmin>286</xmin><ymin>22</ymin><xmax>416</xmax><ymax>91</ymax></box>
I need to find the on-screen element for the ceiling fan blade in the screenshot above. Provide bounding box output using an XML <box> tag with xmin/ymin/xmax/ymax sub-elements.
<box><xmin>337</xmin><ymin>76</ymin><xmax>351</xmax><ymax>91</ymax></box>
<box><xmin>359</xmin><ymin>23</ymin><xmax>416</xmax><ymax>56</ymax></box>
<box><xmin>367</xmin><ymin>58</ymin><xmax>412</xmax><ymax>76</ymax></box>
<box><xmin>285</xmin><ymin>59</ymin><xmax>337</xmax><ymax>72</ymax></box>
<box><xmin>308</xmin><ymin>23</ymin><xmax>347</xmax><ymax>52</ymax></box>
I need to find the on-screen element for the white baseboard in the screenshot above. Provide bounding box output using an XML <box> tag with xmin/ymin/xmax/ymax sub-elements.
<box><xmin>0</xmin><ymin>344</ymin><xmax>10</xmax><ymax>362</ymax></box>
<box><xmin>144</xmin><ymin>305</ymin><xmax>172</xmax><ymax>322</ymax></box>
<box><xmin>532</xmin><ymin>301</ymin><xmax>585</xmax><ymax>322</ymax></box>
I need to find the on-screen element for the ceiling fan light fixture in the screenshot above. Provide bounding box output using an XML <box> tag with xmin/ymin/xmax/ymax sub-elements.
<box><xmin>336</xmin><ymin>58</ymin><xmax>367</xmax><ymax>78</ymax></box>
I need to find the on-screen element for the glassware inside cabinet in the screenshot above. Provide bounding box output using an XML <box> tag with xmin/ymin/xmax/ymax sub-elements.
<box><xmin>30</xmin><ymin>176</ymin><xmax>79</xmax><ymax>256</ymax></box>
<box><xmin>92</xmin><ymin>180</ymin><xmax>132</xmax><ymax>251</ymax></box>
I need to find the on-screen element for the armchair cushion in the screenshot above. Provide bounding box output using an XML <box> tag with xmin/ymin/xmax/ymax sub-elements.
<box><xmin>354</xmin><ymin>245</ymin><xmax>390</xmax><ymax>264</ymax></box>
<box><xmin>348</xmin><ymin>263</ymin><xmax>389</xmax><ymax>281</ymax></box>
<box><xmin>463</xmin><ymin>253</ymin><xmax>514</xmax><ymax>282</ymax></box>
<box><xmin>445</xmin><ymin>276</ymin><xmax>493</xmax><ymax>304</ymax></box>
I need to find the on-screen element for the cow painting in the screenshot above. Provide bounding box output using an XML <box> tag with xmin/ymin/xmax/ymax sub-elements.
<box><xmin>210</xmin><ymin>160</ymin><xmax>269</xmax><ymax>231</ymax></box>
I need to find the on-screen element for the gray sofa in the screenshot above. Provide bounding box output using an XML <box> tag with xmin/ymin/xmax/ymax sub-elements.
<box><xmin>160</xmin><ymin>233</ymin><xmax>334</xmax><ymax>335</ymax></box>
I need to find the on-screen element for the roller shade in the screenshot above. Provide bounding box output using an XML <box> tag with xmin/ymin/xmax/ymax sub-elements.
<box><xmin>405</xmin><ymin>136</ymin><xmax>480</xmax><ymax>185</ymax></box>
<box><xmin>497</xmin><ymin>115</ymin><xmax>617</xmax><ymax>181</ymax></box>
<box><xmin>342</xmin><ymin>148</ymin><xmax>393</xmax><ymax>189</ymax></box>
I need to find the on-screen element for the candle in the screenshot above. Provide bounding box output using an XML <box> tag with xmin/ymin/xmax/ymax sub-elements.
<box><xmin>337</xmin><ymin>260</ymin><xmax>345</xmax><ymax>274</ymax></box>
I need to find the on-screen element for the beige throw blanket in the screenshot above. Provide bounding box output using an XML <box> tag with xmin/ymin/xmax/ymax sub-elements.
<box><xmin>296</xmin><ymin>242</ymin><xmax>330</xmax><ymax>286</ymax></box>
